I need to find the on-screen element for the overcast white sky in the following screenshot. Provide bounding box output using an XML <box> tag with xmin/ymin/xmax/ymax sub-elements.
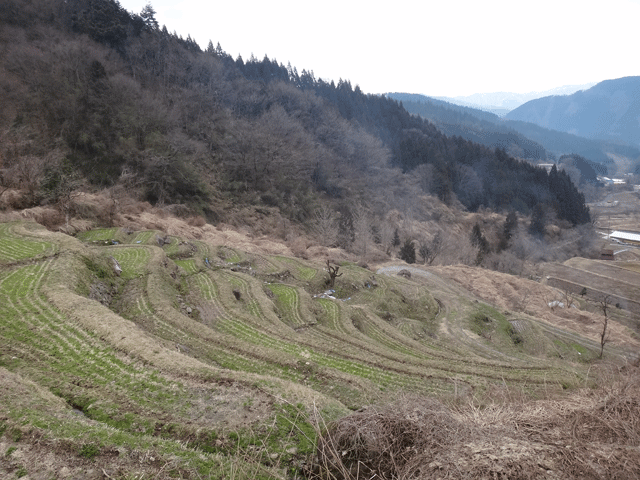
<box><xmin>118</xmin><ymin>0</ymin><xmax>639</xmax><ymax>97</ymax></box>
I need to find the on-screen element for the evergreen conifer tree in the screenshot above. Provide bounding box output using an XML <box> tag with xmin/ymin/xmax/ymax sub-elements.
<box><xmin>392</xmin><ymin>228</ymin><xmax>401</xmax><ymax>247</ymax></box>
<box><xmin>497</xmin><ymin>212</ymin><xmax>518</xmax><ymax>252</ymax></box>
<box><xmin>140</xmin><ymin>3</ymin><xmax>158</xmax><ymax>30</ymax></box>
<box><xmin>470</xmin><ymin>223</ymin><xmax>489</xmax><ymax>265</ymax></box>
<box><xmin>529</xmin><ymin>204</ymin><xmax>547</xmax><ymax>236</ymax></box>
<box><xmin>399</xmin><ymin>239</ymin><xmax>416</xmax><ymax>264</ymax></box>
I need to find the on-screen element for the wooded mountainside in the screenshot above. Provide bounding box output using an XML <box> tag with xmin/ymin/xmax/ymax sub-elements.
<box><xmin>389</xmin><ymin>93</ymin><xmax>640</xmax><ymax>168</ymax></box>
<box><xmin>0</xmin><ymin>0</ymin><xmax>591</xmax><ymax>234</ymax></box>
<box><xmin>506</xmin><ymin>77</ymin><xmax>640</xmax><ymax>148</ymax></box>
<box><xmin>388</xmin><ymin>93</ymin><xmax>550</xmax><ymax>161</ymax></box>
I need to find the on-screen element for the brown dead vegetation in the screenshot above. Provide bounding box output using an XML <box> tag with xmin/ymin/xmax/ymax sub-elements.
<box><xmin>314</xmin><ymin>365</ymin><xmax>640</xmax><ymax>479</ymax></box>
<box><xmin>432</xmin><ymin>265</ymin><xmax>640</xmax><ymax>351</ymax></box>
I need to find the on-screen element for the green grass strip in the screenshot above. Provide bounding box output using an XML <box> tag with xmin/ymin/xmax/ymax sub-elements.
<box><xmin>0</xmin><ymin>223</ymin><xmax>55</xmax><ymax>263</ymax></box>
<box><xmin>76</xmin><ymin>228</ymin><xmax>119</xmax><ymax>242</ymax></box>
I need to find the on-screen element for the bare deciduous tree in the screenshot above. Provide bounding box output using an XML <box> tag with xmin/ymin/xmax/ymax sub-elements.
<box><xmin>562</xmin><ymin>288</ymin><xmax>575</xmax><ymax>309</ymax></box>
<box><xmin>438</xmin><ymin>232</ymin><xmax>479</xmax><ymax>266</ymax></box>
<box><xmin>0</xmin><ymin>169</ymin><xmax>10</xmax><ymax>201</ymax></box>
<box><xmin>313</xmin><ymin>205</ymin><xmax>339</xmax><ymax>247</ymax></box>
<box><xmin>379</xmin><ymin>222</ymin><xmax>395</xmax><ymax>256</ymax></box>
<box><xmin>598</xmin><ymin>295</ymin><xmax>612</xmax><ymax>359</ymax></box>
<box><xmin>15</xmin><ymin>155</ymin><xmax>45</xmax><ymax>195</ymax></box>
<box><xmin>326</xmin><ymin>260</ymin><xmax>343</xmax><ymax>288</ymax></box>
<box><xmin>351</xmin><ymin>203</ymin><xmax>371</xmax><ymax>257</ymax></box>
<box><xmin>41</xmin><ymin>162</ymin><xmax>82</xmax><ymax>228</ymax></box>
<box><xmin>419</xmin><ymin>231</ymin><xmax>443</xmax><ymax>265</ymax></box>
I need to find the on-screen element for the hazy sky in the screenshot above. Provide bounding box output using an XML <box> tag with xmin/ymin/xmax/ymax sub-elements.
<box><xmin>118</xmin><ymin>0</ymin><xmax>639</xmax><ymax>97</ymax></box>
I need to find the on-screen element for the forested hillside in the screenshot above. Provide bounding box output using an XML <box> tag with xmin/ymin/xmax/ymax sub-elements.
<box><xmin>390</xmin><ymin>93</ymin><xmax>640</xmax><ymax>168</ymax></box>
<box><xmin>506</xmin><ymin>77</ymin><xmax>640</xmax><ymax>148</ymax></box>
<box><xmin>1</xmin><ymin>0</ymin><xmax>590</xmax><ymax>238</ymax></box>
<box><xmin>388</xmin><ymin>93</ymin><xmax>549</xmax><ymax>161</ymax></box>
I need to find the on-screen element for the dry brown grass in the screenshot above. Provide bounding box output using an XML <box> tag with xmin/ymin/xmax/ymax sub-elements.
<box><xmin>313</xmin><ymin>396</ymin><xmax>473</xmax><ymax>479</ymax></box>
<box><xmin>432</xmin><ymin>265</ymin><xmax>640</xmax><ymax>351</ymax></box>
<box><xmin>0</xmin><ymin>367</ymin><xmax>68</xmax><ymax>414</ymax></box>
<box><xmin>313</xmin><ymin>365</ymin><xmax>640</xmax><ymax>479</ymax></box>
<box><xmin>0</xmin><ymin>205</ymin><xmax>62</xmax><ymax>227</ymax></box>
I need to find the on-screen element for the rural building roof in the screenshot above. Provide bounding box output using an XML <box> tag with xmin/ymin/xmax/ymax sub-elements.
<box><xmin>610</xmin><ymin>231</ymin><xmax>640</xmax><ymax>243</ymax></box>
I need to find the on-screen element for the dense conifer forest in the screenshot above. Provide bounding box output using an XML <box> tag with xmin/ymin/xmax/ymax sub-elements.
<box><xmin>1</xmin><ymin>0</ymin><xmax>590</xmax><ymax>233</ymax></box>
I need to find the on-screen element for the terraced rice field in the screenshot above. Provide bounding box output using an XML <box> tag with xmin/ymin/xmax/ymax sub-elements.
<box><xmin>0</xmin><ymin>223</ymin><xmax>56</xmax><ymax>263</ymax></box>
<box><xmin>76</xmin><ymin>227</ymin><xmax>120</xmax><ymax>242</ymax></box>
<box><xmin>131</xmin><ymin>230</ymin><xmax>157</xmax><ymax>244</ymax></box>
<box><xmin>216</xmin><ymin>245</ymin><xmax>243</xmax><ymax>263</ymax></box>
<box><xmin>0</xmin><ymin>221</ymin><xmax>617</xmax><ymax>479</ymax></box>
<box><xmin>0</xmin><ymin>260</ymin><xmax>188</xmax><ymax>434</ymax></box>
<box><xmin>273</xmin><ymin>256</ymin><xmax>318</xmax><ymax>280</ymax></box>
<box><xmin>109</xmin><ymin>246</ymin><xmax>151</xmax><ymax>279</ymax></box>
<box><xmin>175</xmin><ymin>258</ymin><xmax>198</xmax><ymax>273</ymax></box>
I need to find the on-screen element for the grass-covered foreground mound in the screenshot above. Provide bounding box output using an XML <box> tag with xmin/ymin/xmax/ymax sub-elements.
<box><xmin>0</xmin><ymin>221</ymin><xmax>636</xmax><ymax>479</ymax></box>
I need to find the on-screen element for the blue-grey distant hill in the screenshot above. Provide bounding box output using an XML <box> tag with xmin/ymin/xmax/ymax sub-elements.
<box><xmin>434</xmin><ymin>83</ymin><xmax>596</xmax><ymax>116</ymax></box>
<box><xmin>387</xmin><ymin>92</ymin><xmax>548</xmax><ymax>160</ymax></box>
<box><xmin>387</xmin><ymin>92</ymin><xmax>639</xmax><ymax>167</ymax></box>
<box><xmin>506</xmin><ymin>77</ymin><xmax>640</xmax><ymax>148</ymax></box>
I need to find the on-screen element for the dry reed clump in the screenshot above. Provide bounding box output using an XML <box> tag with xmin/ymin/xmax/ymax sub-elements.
<box><xmin>69</xmin><ymin>192</ymin><xmax>115</xmax><ymax>223</ymax></box>
<box><xmin>57</xmin><ymin>218</ymin><xmax>94</xmax><ymax>235</ymax></box>
<box><xmin>313</xmin><ymin>372</ymin><xmax>640</xmax><ymax>479</ymax></box>
<box><xmin>120</xmin><ymin>198</ymin><xmax>152</xmax><ymax>215</ymax></box>
<box><xmin>186</xmin><ymin>215</ymin><xmax>206</xmax><ymax>227</ymax></box>
<box><xmin>0</xmin><ymin>188</ymin><xmax>33</xmax><ymax>209</ymax></box>
<box><xmin>305</xmin><ymin>245</ymin><xmax>352</xmax><ymax>265</ymax></box>
<box><xmin>568</xmin><ymin>371</ymin><xmax>640</xmax><ymax>446</ymax></box>
<box><xmin>17</xmin><ymin>206</ymin><xmax>64</xmax><ymax>229</ymax></box>
<box><xmin>313</xmin><ymin>395</ymin><xmax>475</xmax><ymax>479</ymax></box>
<box><xmin>288</xmin><ymin>235</ymin><xmax>313</xmax><ymax>259</ymax></box>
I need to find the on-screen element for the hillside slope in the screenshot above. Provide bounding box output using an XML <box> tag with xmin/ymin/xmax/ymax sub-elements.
<box><xmin>506</xmin><ymin>77</ymin><xmax>640</xmax><ymax>148</ymax></box>
<box><xmin>435</xmin><ymin>82</ymin><xmax>596</xmax><ymax>113</ymax></box>
<box><xmin>0</xmin><ymin>0</ymin><xmax>591</xmax><ymax>234</ymax></box>
<box><xmin>390</xmin><ymin>92</ymin><xmax>640</xmax><ymax>167</ymax></box>
<box><xmin>1</xmin><ymin>219</ymin><xmax>639</xmax><ymax>478</ymax></box>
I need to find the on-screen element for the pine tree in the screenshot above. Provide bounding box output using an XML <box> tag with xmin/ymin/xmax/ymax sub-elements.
<box><xmin>529</xmin><ymin>203</ymin><xmax>547</xmax><ymax>236</ymax></box>
<box><xmin>392</xmin><ymin>228</ymin><xmax>400</xmax><ymax>247</ymax></box>
<box><xmin>399</xmin><ymin>239</ymin><xmax>416</xmax><ymax>264</ymax></box>
<box><xmin>470</xmin><ymin>223</ymin><xmax>489</xmax><ymax>265</ymax></box>
<box><xmin>433</xmin><ymin>161</ymin><xmax>453</xmax><ymax>205</ymax></box>
<box><xmin>140</xmin><ymin>3</ymin><xmax>159</xmax><ymax>30</ymax></box>
<box><xmin>497</xmin><ymin>212</ymin><xmax>518</xmax><ymax>252</ymax></box>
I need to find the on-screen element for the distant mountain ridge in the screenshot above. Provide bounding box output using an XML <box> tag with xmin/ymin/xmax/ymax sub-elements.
<box><xmin>506</xmin><ymin>77</ymin><xmax>640</xmax><ymax>147</ymax></box>
<box><xmin>435</xmin><ymin>83</ymin><xmax>596</xmax><ymax>115</ymax></box>
<box><xmin>388</xmin><ymin>92</ymin><xmax>640</xmax><ymax>167</ymax></box>
<box><xmin>388</xmin><ymin>92</ymin><xmax>548</xmax><ymax>160</ymax></box>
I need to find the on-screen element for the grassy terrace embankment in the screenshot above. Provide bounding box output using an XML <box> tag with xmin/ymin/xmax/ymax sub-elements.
<box><xmin>0</xmin><ymin>221</ymin><xmax>621</xmax><ymax>479</ymax></box>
